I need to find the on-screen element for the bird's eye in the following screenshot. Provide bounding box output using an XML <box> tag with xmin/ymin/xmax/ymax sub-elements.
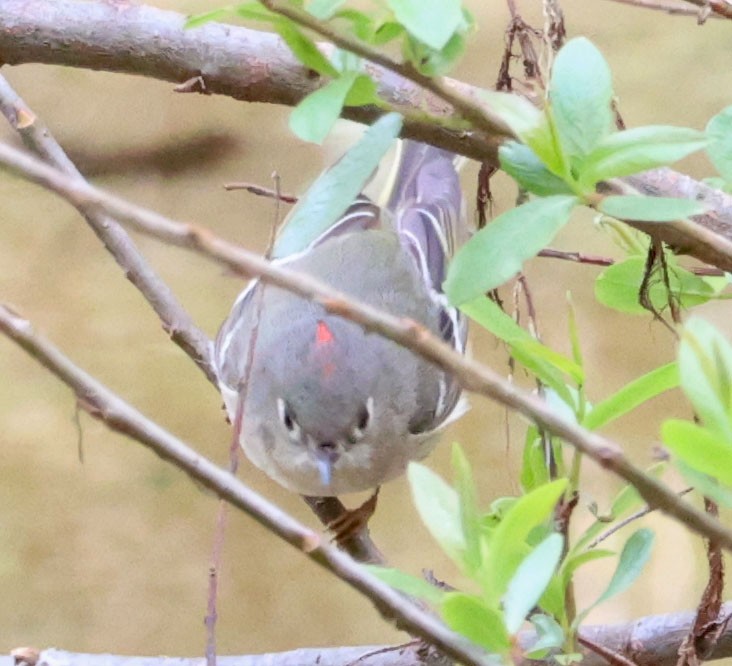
<box><xmin>277</xmin><ymin>398</ymin><xmax>299</xmax><ymax>436</ymax></box>
<box><xmin>349</xmin><ymin>397</ymin><xmax>373</xmax><ymax>443</ymax></box>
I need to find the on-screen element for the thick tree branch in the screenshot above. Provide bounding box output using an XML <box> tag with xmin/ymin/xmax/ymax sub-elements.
<box><xmin>7</xmin><ymin>600</ymin><xmax>732</xmax><ymax>666</ymax></box>
<box><xmin>2</xmin><ymin>140</ymin><xmax>732</xmax><ymax>556</ymax></box>
<box><xmin>1</xmin><ymin>0</ymin><xmax>732</xmax><ymax>273</ymax></box>
<box><xmin>0</xmin><ymin>0</ymin><xmax>504</xmax><ymax>163</ymax></box>
<box><xmin>0</xmin><ymin>304</ymin><xmax>489</xmax><ymax>666</ymax></box>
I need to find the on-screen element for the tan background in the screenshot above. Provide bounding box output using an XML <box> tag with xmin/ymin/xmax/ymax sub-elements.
<box><xmin>0</xmin><ymin>0</ymin><xmax>730</xmax><ymax>658</ymax></box>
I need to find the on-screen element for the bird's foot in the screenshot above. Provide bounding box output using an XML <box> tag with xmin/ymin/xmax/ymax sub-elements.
<box><xmin>328</xmin><ymin>487</ymin><xmax>380</xmax><ymax>547</ymax></box>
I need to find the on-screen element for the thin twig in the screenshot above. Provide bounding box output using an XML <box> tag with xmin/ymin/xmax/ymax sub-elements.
<box><xmin>599</xmin><ymin>0</ymin><xmax>719</xmax><ymax>16</ymax></box>
<box><xmin>587</xmin><ymin>488</ymin><xmax>694</xmax><ymax>549</ymax></box>
<box><xmin>3</xmin><ymin>143</ymin><xmax>732</xmax><ymax>555</ymax></box>
<box><xmin>223</xmin><ymin>181</ymin><xmax>298</xmax><ymax>204</ymax></box>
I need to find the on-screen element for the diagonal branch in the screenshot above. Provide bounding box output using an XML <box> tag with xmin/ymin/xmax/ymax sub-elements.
<box><xmin>1</xmin><ymin>0</ymin><xmax>732</xmax><ymax>273</ymax></box>
<box><xmin>0</xmin><ymin>72</ymin><xmax>216</xmax><ymax>383</ymax></box>
<box><xmin>0</xmin><ymin>72</ymin><xmax>382</xmax><ymax>564</ymax></box>
<box><xmin>2</xmin><ymin>139</ymin><xmax>732</xmax><ymax>555</ymax></box>
<box><xmin>0</xmin><ymin>303</ymin><xmax>490</xmax><ymax>666</ymax></box>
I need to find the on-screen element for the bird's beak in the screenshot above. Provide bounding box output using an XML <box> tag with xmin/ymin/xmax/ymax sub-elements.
<box><xmin>313</xmin><ymin>442</ymin><xmax>340</xmax><ymax>488</ymax></box>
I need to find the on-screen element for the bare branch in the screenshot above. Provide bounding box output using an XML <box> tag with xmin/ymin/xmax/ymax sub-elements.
<box><xmin>2</xmin><ymin>0</ymin><xmax>732</xmax><ymax>273</ymax></box>
<box><xmin>8</xmin><ymin>600</ymin><xmax>732</xmax><ymax>666</ymax></box>
<box><xmin>677</xmin><ymin>0</ymin><xmax>732</xmax><ymax>19</ymax></box>
<box><xmin>599</xmin><ymin>0</ymin><xmax>724</xmax><ymax>17</ymax></box>
<box><xmin>0</xmin><ymin>72</ymin><xmax>384</xmax><ymax>564</ymax></box>
<box><xmin>0</xmin><ymin>0</ymin><xmax>503</xmax><ymax>163</ymax></box>
<box><xmin>0</xmin><ymin>73</ymin><xmax>216</xmax><ymax>383</ymax></box>
<box><xmin>0</xmin><ymin>304</ymin><xmax>491</xmax><ymax>666</ymax></box>
<box><xmin>2</xmin><ymin>141</ymin><xmax>732</xmax><ymax>556</ymax></box>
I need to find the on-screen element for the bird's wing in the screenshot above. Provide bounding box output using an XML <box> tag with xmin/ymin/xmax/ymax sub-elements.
<box><xmin>386</xmin><ymin>141</ymin><xmax>469</xmax><ymax>431</ymax></box>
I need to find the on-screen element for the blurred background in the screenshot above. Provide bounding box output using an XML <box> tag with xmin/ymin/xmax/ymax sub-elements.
<box><xmin>0</xmin><ymin>0</ymin><xmax>730</xmax><ymax>659</ymax></box>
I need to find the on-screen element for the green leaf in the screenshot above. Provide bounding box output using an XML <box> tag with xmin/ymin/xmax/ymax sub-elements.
<box><xmin>289</xmin><ymin>72</ymin><xmax>359</xmax><ymax>144</ymax></box>
<box><xmin>525</xmin><ymin>614</ymin><xmax>565</xmax><ymax>658</ymax></box>
<box><xmin>706</xmin><ymin>106</ymin><xmax>732</xmax><ymax>183</ymax></box>
<box><xmin>599</xmin><ymin>195</ymin><xmax>708</xmax><ymax>222</ymax></box>
<box><xmin>520</xmin><ymin>427</ymin><xmax>551</xmax><ymax>493</ymax></box>
<box><xmin>499</xmin><ymin>141</ymin><xmax>575</xmax><ymax>196</ymax></box>
<box><xmin>595</xmin><ymin>528</ymin><xmax>654</xmax><ymax>605</ymax></box>
<box><xmin>662</xmin><ymin>420</ymin><xmax>732</xmax><ymax>486</ymax></box>
<box><xmin>274</xmin><ymin>112</ymin><xmax>402</xmax><ymax>257</ymax></box>
<box><xmin>549</xmin><ymin>37</ymin><xmax>614</xmax><ymax>158</ymax></box>
<box><xmin>503</xmin><ymin>533</ymin><xmax>564</xmax><ymax>633</ymax></box>
<box><xmin>306</xmin><ymin>0</ymin><xmax>346</xmax><ymax>20</ymax></box>
<box><xmin>408</xmin><ymin>463</ymin><xmax>465</xmax><ymax>565</ymax></box>
<box><xmin>405</xmin><ymin>29</ymin><xmax>468</xmax><ymax>77</ymax></box>
<box><xmin>677</xmin><ymin>460</ymin><xmax>732</xmax><ymax>508</ymax></box>
<box><xmin>277</xmin><ymin>22</ymin><xmax>339</xmax><ymax>77</ymax></box>
<box><xmin>679</xmin><ymin>317</ymin><xmax>732</xmax><ymax>439</ymax></box>
<box><xmin>460</xmin><ymin>296</ymin><xmax>578</xmax><ymax>407</ymax></box>
<box><xmin>387</xmin><ymin>0</ymin><xmax>463</xmax><ymax>50</ymax></box>
<box><xmin>594</xmin><ymin>256</ymin><xmax>716</xmax><ymax>314</ymax></box>
<box><xmin>235</xmin><ymin>2</ymin><xmax>282</xmax><ymax>21</ymax></box>
<box><xmin>185</xmin><ymin>7</ymin><xmax>236</xmax><ymax>28</ymax></box>
<box><xmin>561</xmin><ymin>549</ymin><xmax>615</xmax><ymax>590</ymax></box>
<box><xmin>583</xmin><ymin>362</ymin><xmax>679</xmax><ymax>430</ymax></box>
<box><xmin>577</xmin><ymin>528</ymin><xmax>654</xmax><ymax>625</ymax></box>
<box><xmin>478</xmin><ymin>90</ymin><xmax>543</xmax><ymax>141</ymax></box>
<box><xmin>445</xmin><ymin>195</ymin><xmax>577</xmax><ymax>304</ymax></box>
<box><xmin>581</xmin><ymin>126</ymin><xmax>707</xmax><ymax>185</ymax></box>
<box><xmin>373</xmin><ymin>20</ymin><xmax>405</xmax><ymax>45</ymax></box>
<box><xmin>452</xmin><ymin>444</ymin><xmax>482</xmax><ymax>574</ymax></box>
<box><xmin>363</xmin><ymin>565</ymin><xmax>445</xmax><ymax>604</ymax></box>
<box><xmin>482</xmin><ymin>479</ymin><xmax>568</xmax><ymax>603</ymax></box>
<box><xmin>513</xmin><ymin>339</ymin><xmax>584</xmax><ymax>385</ymax></box>
<box><xmin>333</xmin><ymin>9</ymin><xmax>375</xmax><ymax>40</ymax></box>
<box><xmin>441</xmin><ymin>593</ymin><xmax>510</xmax><ymax>652</ymax></box>
<box><xmin>459</xmin><ymin>295</ymin><xmax>532</xmax><ymax>342</ymax></box>
<box><xmin>343</xmin><ymin>73</ymin><xmax>379</xmax><ymax>106</ymax></box>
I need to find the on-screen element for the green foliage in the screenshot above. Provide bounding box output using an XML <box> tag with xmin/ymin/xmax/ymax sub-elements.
<box><xmin>377</xmin><ymin>454</ymin><xmax>657</xmax><ymax>660</ymax></box>
<box><xmin>273</xmin><ymin>112</ymin><xmax>402</xmax><ymax>257</ymax></box>
<box><xmin>386</xmin><ymin>0</ymin><xmax>463</xmax><ymax>50</ymax></box>
<box><xmin>185</xmin><ymin>9</ymin><xmax>732</xmax><ymax>659</ymax></box>
<box><xmin>661</xmin><ymin>319</ymin><xmax>732</xmax><ymax>502</ymax></box>
<box><xmin>582</xmin><ymin>363</ymin><xmax>679</xmax><ymax>430</ymax></box>
<box><xmin>594</xmin><ymin>256</ymin><xmax>722</xmax><ymax>315</ymax></box>
<box><xmin>549</xmin><ymin>37</ymin><xmax>614</xmax><ymax>160</ymax></box>
<box><xmin>445</xmin><ymin>195</ymin><xmax>577</xmax><ymax>304</ymax></box>
<box><xmin>573</xmin><ymin>528</ymin><xmax>654</xmax><ymax>628</ymax></box>
<box><xmin>706</xmin><ymin>106</ymin><xmax>732</xmax><ymax>191</ymax></box>
<box><xmin>598</xmin><ymin>195</ymin><xmax>707</xmax><ymax>222</ymax></box>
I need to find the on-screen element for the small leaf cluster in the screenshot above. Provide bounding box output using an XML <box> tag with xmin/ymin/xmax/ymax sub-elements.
<box><xmin>662</xmin><ymin>318</ymin><xmax>732</xmax><ymax>507</ymax></box>
<box><xmin>368</xmin><ymin>446</ymin><xmax>655</xmax><ymax>662</ymax></box>
<box><xmin>445</xmin><ymin>37</ymin><xmax>715</xmax><ymax>308</ymax></box>
<box><xmin>186</xmin><ymin>0</ymin><xmax>473</xmax><ymax>143</ymax></box>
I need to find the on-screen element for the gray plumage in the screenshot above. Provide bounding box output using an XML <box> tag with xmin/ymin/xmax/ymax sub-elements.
<box><xmin>215</xmin><ymin>141</ymin><xmax>467</xmax><ymax>496</ymax></box>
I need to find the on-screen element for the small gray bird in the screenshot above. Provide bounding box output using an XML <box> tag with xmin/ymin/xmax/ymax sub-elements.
<box><xmin>214</xmin><ymin>141</ymin><xmax>467</xmax><ymax>499</ymax></box>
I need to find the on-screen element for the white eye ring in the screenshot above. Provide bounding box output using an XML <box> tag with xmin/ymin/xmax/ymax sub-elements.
<box><xmin>277</xmin><ymin>398</ymin><xmax>301</xmax><ymax>439</ymax></box>
<box><xmin>349</xmin><ymin>396</ymin><xmax>374</xmax><ymax>442</ymax></box>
